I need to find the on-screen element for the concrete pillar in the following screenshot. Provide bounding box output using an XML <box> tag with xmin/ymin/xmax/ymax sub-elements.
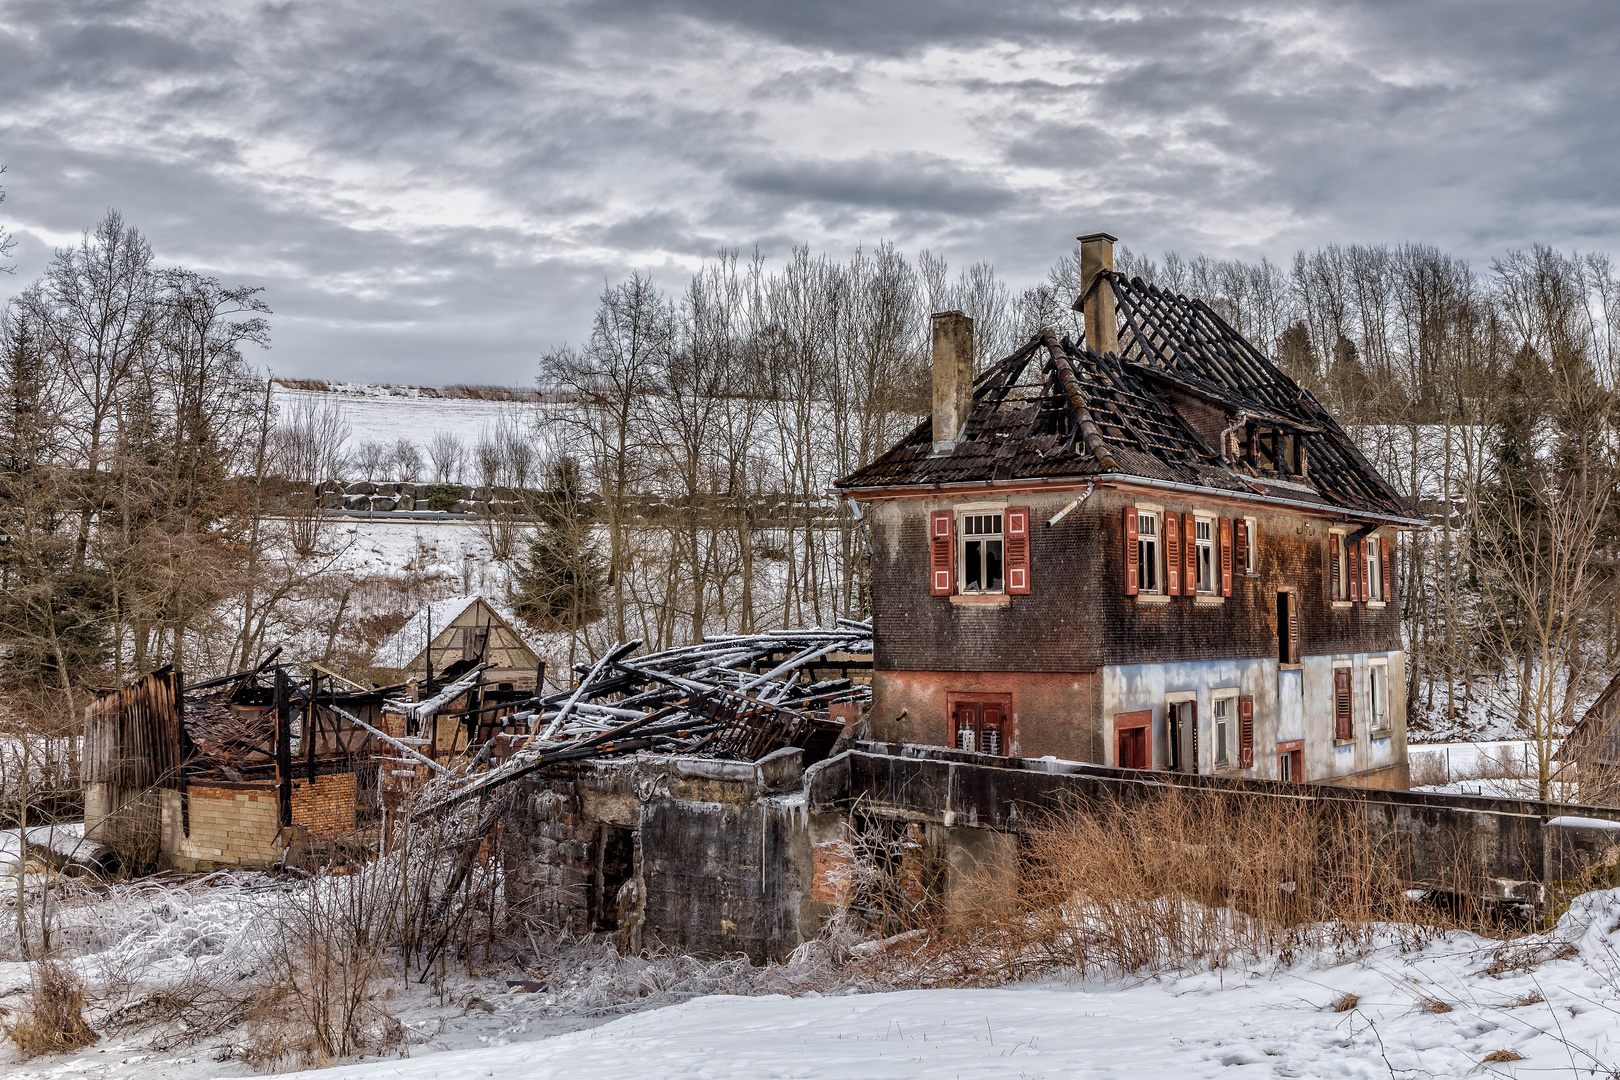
<box><xmin>931</xmin><ymin>310</ymin><xmax>974</xmax><ymax>452</ymax></box>
<box><xmin>1077</xmin><ymin>232</ymin><xmax>1119</xmax><ymax>355</ymax></box>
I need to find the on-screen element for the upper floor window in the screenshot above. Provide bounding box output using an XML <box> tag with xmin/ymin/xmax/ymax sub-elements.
<box><xmin>1242</xmin><ymin>518</ymin><xmax>1257</xmax><ymax>575</ymax></box>
<box><xmin>960</xmin><ymin>513</ymin><xmax>1004</xmax><ymax>593</ymax></box>
<box><xmin>1194</xmin><ymin>517</ymin><xmax>1215</xmax><ymax>594</ymax></box>
<box><xmin>1366</xmin><ymin>537</ymin><xmax>1384</xmax><ymax>601</ymax></box>
<box><xmin>1137</xmin><ymin>511</ymin><xmax>1161</xmax><ymax>593</ymax></box>
<box><xmin>1330</xmin><ymin>532</ymin><xmax>1350</xmax><ymax>601</ymax></box>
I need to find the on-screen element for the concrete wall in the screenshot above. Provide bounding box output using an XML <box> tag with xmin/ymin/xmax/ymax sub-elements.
<box><xmin>501</xmin><ymin>752</ymin><xmax>819</xmax><ymax>962</ymax></box>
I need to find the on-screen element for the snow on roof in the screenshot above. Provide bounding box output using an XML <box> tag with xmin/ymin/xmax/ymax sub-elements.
<box><xmin>374</xmin><ymin>595</ymin><xmax>512</xmax><ymax>670</ymax></box>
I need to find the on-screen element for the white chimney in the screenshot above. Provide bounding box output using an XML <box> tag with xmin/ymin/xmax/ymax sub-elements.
<box><xmin>931</xmin><ymin>310</ymin><xmax>974</xmax><ymax>453</ymax></box>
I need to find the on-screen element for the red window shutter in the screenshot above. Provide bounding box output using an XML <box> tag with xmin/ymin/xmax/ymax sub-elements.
<box><xmin>1183</xmin><ymin>513</ymin><xmax>1196</xmax><ymax>593</ymax></box>
<box><xmin>1329</xmin><ymin>533</ymin><xmax>1340</xmax><ymax>603</ymax></box>
<box><xmin>1005</xmin><ymin>506</ymin><xmax>1031</xmax><ymax>595</ymax></box>
<box><xmin>981</xmin><ymin>703</ymin><xmax>1006</xmax><ymax>756</ymax></box>
<box><xmin>1219</xmin><ymin>518</ymin><xmax>1233</xmax><ymax>596</ymax></box>
<box><xmin>1124</xmin><ymin>508</ymin><xmax>1139</xmax><ymax>595</ymax></box>
<box><xmin>1334</xmin><ymin>669</ymin><xmax>1353</xmax><ymax>740</ymax></box>
<box><xmin>930</xmin><ymin>510</ymin><xmax>954</xmax><ymax>595</ymax></box>
<box><xmin>1238</xmin><ymin>695</ymin><xmax>1254</xmax><ymax>767</ymax></box>
<box><xmin>1351</xmin><ymin>540</ymin><xmax>1363</xmax><ymax>602</ymax></box>
<box><xmin>1165</xmin><ymin>513</ymin><xmax>1181</xmax><ymax>595</ymax></box>
<box><xmin>1382</xmin><ymin>537</ymin><xmax>1393</xmax><ymax>601</ymax></box>
<box><xmin>1234</xmin><ymin>518</ymin><xmax>1248</xmax><ymax>574</ymax></box>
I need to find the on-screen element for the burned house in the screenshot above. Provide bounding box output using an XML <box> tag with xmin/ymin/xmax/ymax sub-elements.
<box><xmin>835</xmin><ymin>232</ymin><xmax>1422</xmax><ymax>788</ymax></box>
<box><xmin>81</xmin><ymin>653</ymin><xmax>535</xmax><ymax>870</ymax></box>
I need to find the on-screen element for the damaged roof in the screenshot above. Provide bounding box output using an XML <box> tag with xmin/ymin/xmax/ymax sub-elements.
<box><xmin>836</xmin><ymin>272</ymin><xmax>1420</xmax><ymax>523</ymax></box>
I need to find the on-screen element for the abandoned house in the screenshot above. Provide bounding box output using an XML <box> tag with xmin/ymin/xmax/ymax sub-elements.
<box><xmin>375</xmin><ymin>595</ymin><xmax>543</xmax><ymax>690</ymax></box>
<box><xmin>835</xmin><ymin>232</ymin><xmax>1423</xmax><ymax>788</ymax></box>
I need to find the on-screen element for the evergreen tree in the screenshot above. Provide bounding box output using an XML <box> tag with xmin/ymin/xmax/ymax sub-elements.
<box><xmin>512</xmin><ymin>456</ymin><xmax>605</xmax><ymax>643</ymax></box>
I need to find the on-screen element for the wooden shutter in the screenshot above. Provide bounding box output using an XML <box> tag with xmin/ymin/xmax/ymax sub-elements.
<box><xmin>1124</xmin><ymin>508</ymin><xmax>1139</xmax><ymax>595</ymax></box>
<box><xmin>1219</xmin><ymin>518</ymin><xmax>1233</xmax><ymax>596</ymax></box>
<box><xmin>1334</xmin><ymin>668</ymin><xmax>1353</xmax><ymax>740</ymax></box>
<box><xmin>1183</xmin><ymin>513</ymin><xmax>1196</xmax><ymax>593</ymax></box>
<box><xmin>1234</xmin><ymin>518</ymin><xmax>1248</xmax><ymax>575</ymax></box>
<box><xmin>1287</xmin><ymin>590</ymin><xmax>1300</xmax><ymax>663</ymax></box>
<box><xmin>930</xmin><ymin>510</ymin><xmax>954</xmax><ymax>595</ymax></box>
<box><xmin>981</xmin><ymin>703</ymin><xmax>1006</xmax><ymax>756</ymax></box>
<box><xmin>1381</xmin><ymin>537</ymin><xmax>1393</xmax><ymax>602</ymax></box>
<box><xmin>1350</xmin><ymin>540</ymin><xmax>1362</xmax><ymax>602</ymax></box>
<box><xmin>1165</xmin><ymin>513</ymin><xmax>1181</xmax><ymax>595</ymax></box>
<box><xmin>1238</xmin><ymin>695</ymin><xmax>1254</xmax><ymax>767</ymax></box>
<box><xmin>1005</xmin><ymin>506</ymin><xmax>1031</xmax><ymax>595</ymax></box>
<box><xmin>1328</xmin><ymin>533</ymin><xmax>1340</xmax><ymax>603</ymax></box>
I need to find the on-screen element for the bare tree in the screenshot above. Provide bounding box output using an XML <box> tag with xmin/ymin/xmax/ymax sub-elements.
<box><xmin>390</xmin><ymin>438</ymin><xmax>422</xmax><ymax>483</ymax></box>
<box><xmin>426</xmin><ymin>431</ymin><xmax>465</xmax><ymax>485</ymax></box>
<box><xmin>353</xmin><ymin>439</ymin><xmax>389</xmax><ymax>481</ymax></box>
<box><xmin>274</xmin><ymin>395</ymin><xmax>351</xmax><ymax>556</ymax></box>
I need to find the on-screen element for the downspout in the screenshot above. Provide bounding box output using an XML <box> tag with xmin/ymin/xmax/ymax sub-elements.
<box><xmin>1046</xmin><ymin>481</ymin><xmax>1095</xmax><ymax>529</ymax></box>
<box><xmin>1040</xmin><ymin>331</ymin><xmax>1116</xmax><ymax>470</ymax></box>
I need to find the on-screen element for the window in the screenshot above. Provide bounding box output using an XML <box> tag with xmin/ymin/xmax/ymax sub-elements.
<box><xmin>1214</xmin><ymin>695</ymin><xmax>1234</xmax><ymax>767</ymax></box>
<box><xmin>953</xmin><ymin>699</ymin><xmax>1008</xmax><ymax>755</ymax></box>
<box><xmin>1334</xmin><ymin>666</ymin><xmax>1353</xmax><ymax>740</ymax></box>
<box><xmin>960</xmin><ymin>513</ymin><xmax>1003</xmax><ymax>593</ymax></box>
<box><xmin>1243</xmin><ymin>518</ymin><xmax>1257</xmax><ymax>575</ymax></box>
<box><xmin>1137</xmin><ymin>511</ymin><xmax>1160</xmax><ymax>593</ymax></box>
<box><xmin>1330</xmin><ymin>532</ymin><xmax>1349</xmax><ymax>601</ymax></box>
<box><xmin>1369</xmin><ymin>662</ymin><xmax>1388</xmax><ymax>730</ymax></box>
<box><xmin>1366</xmin><ymin>537</ymin><xmax>1383</xmax><ymax>601</ymax></box>
<box><xmin>1194</xmin><ymin>517</ymin><xmax>1215</xmax><ymax>593</ymax></box>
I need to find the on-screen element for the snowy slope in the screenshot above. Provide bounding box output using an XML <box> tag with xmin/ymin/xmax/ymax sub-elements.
<box><xmin>265</xmin><ymin>894</ymin><xmax>1620</xmax><ymax>1080</ymax></box>
<box><xmin>272</xmin><ymin>386</ymin><xmax>542</xmax><ymax>460</ymax></box>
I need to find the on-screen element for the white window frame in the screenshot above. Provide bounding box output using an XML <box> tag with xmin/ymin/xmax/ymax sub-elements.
<box><xmin>958</xmin><ymin>510</ymin><xmax>1006</xmax><ymax>595</ymax></box>
<box><xmin>1368</xmin><ymin>659</ymin><xmax>1389</xmax><ymax>731</ymax></box>
<box><xmin>1194</xmin><ymin>515</ymin><xmax>1216</xmax><ymax>594</ymax></box>
<box><xmin>1366</xmin><ymin>536</ymin><xmax>1384</xmax><ymax>603</ymax></box>
<box><xmin>1243</xmin><ymin>517</ymin><xmax>1257</xmax><ymax>576</ymax></box>
<box><xmin>1212</xmin><ymin>689</ymin><xmax>1239</xmax><ymax>769</ymax></box>
<box><xmin>1137</xmin><ymin>510</ymin><xmax>1161</xmax><ymax>595</ymax></box>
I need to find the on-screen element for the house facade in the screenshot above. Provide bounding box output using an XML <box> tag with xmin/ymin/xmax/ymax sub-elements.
<box><xmin>835</xmin><ymin>233</ymin><xmax>1422</xmax><ymax>788</ymax></box>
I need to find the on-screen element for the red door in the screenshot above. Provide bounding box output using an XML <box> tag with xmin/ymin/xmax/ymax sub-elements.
<box><xmin>1118</xmin><ymin>727</ymin><xmax>1148</xmax><ymax>769</ymax></box>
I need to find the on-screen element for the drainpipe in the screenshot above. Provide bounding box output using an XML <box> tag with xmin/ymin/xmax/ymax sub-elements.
<box><xmin>1046</xmin><ymin>481</ymin><xmax>1095</xmax><ymax>528</ymax></box>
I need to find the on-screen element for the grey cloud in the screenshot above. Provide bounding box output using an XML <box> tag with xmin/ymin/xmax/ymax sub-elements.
<box><xmin>732</xmin><ymin>156</ymin><xmax>1016</xmax><ymax>216</ymax></box>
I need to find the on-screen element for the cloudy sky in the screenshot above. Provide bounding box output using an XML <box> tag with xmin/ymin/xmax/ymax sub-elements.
<box><xmin>1</xmin><ymin>0</ymin><xmax>1617</xmax><ymax>384</ymax></box>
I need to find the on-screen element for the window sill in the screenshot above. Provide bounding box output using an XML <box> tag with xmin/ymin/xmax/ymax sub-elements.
<box><xmin>1193</xmin><ymin>595</ymin><xmax>1226</xmax><ymax>606</ymax></box>
<box><xmin>1333</xmin><ymin>737</ymin><xmax>1355</xmax><ymax>748</ymax></box>
<box><xmin>1369</xmin><ymin>727</ymin><xmax>1393</xmax><ymax>740</ymax></box>
<box><xmin>1366</xmin><ymin>600</ymin><xmax>1386</xmax><ymax>610</ymax></box>
<box><xmin>1135</xmin><ymin>593</ymin><xmax>1171</xmax><ymax>605</ymax></box>
<box><xmin>1331</xmin><ymin>601</ymin><xmax>1352</xmax><ymax>610</ymax></box>
<box><xmin>950</xmin><ymin>593</ymin><xmax>1009</xmax><ymax>606</ymax></box>
<box><xmin>1279</xmin><ymin>662</ymin><xmax>1303</xmax><ymax>671</ymax></box>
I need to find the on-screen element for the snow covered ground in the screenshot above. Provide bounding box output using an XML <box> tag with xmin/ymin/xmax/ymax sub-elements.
<box><xmin>273</xmin><ymin>386</ymin><xmax>541</xmax><ymax>461</ymax></box>
<box><xmin>3</xmin><ymin>881</ymin><xmax>1620</xmax><ymax>1080</ymax></box>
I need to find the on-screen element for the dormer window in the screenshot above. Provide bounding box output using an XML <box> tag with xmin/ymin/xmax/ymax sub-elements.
<box><xmin>1244</xmin><ymin>424</ymin><xmax>1303</xmax><ymax>477</ymax></box>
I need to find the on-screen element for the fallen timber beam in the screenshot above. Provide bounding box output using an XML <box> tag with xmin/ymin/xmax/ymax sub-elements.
<box><xmin>322</xmin><ymin>700</ymin><xmax>450</xmax><ymax>776</ymax></box>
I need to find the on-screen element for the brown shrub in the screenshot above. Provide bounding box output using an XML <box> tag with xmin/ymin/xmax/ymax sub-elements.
<box><xmin>916</xmin><ymin>786</ymin><xmax>1445</xmax><ymax>985</ymax></box>
<box><xmin>5</xmin><ymin>961</ymin><xmax>98</xmax><ymax>1056</ymax></box>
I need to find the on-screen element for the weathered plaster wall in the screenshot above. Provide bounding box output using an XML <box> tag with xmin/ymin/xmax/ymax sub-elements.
<box><xmin>871</xmin><ymin>670</ymin><xmax>1100</xmax><ymax>761</ymax></box>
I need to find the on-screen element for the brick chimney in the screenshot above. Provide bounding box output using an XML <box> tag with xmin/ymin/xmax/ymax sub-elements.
<box><xmin>1075</xmin><ymin>232</ymin><xmax>1119</xmax><ymax>355</ymax></box>
<box><xmin>931</xmin><ymin>310</ymin><xmax>974</xmax><ymax>453</ymax></box>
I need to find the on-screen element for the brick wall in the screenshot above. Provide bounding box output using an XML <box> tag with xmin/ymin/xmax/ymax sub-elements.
<box><xmin>160</xmin><ymin>783</ymin><xmax>282</xmax><ymax>868</ymax></box>
<box><xmin>290</xmin><ymin>773</ymin><xmax>357</xmax><ymax>836</ymax></box>
<box><xmin>867</xmin><ymin>486</ymin><xmax>1403</xmax><ymax>674</ymax></box>
<box><xmin>870</xmin><ymin>669</ymin><xmax>1101</xmax><ymax>761</ymax></box>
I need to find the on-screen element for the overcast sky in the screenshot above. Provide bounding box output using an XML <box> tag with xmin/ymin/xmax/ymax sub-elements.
<box><xmin>2</xmin><ymin>0</ymin><xmax>1617</xmax><ymax>384</ymax></box>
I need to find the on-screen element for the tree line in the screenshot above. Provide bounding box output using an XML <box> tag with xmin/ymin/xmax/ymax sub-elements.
<box><xmin>5</xmin><ymin>198</ymin><xmax>1620</xmax><ymax>797</ymax></box>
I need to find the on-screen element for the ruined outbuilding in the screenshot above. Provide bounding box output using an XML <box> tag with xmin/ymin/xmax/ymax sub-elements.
<box><xmin>375</xmin><ymin>595</ymin><xmax>542</xmax><ymax>690</ymax></box>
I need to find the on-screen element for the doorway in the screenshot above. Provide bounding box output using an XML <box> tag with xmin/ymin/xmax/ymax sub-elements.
<box><xmin>1278</xmin><ymin>739</ymin><xmax>1304</xmax><ymax>782</ymax></box>
<box><xmin>1166</xmin><ymin>699</ymin><xmax>1198</xmax><ymax>773</ymax></box>
<box><xmin>952</xmin><ymin>698</ymin><xmax>1008</xmax><ymax>756</ymax></box>
<box><xmin>1114</xmin><ymin>710</ymin><xmax>1152</xmax><ymax>770</ymax></box>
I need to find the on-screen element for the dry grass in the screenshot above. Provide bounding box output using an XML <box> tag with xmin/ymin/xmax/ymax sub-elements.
<box><xmin>1482</xmin><ymin>1048</ymin><xmax>1526</xmax><ymax>1062</ymax></box>
<box><xmin>908</xmin><ymin>787</ymin><xmax>1447</xmax><ymax>985</ymax></box>
<box><xmin>5</xmin><ymin>961</ymin><xmax>98</xmax><ymax>1056</ymax></box>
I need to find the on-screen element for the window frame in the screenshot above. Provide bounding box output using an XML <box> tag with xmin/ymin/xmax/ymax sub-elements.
<box><xmin>1368</xmin><ymin>659</ymin><xmax>1390</xmax><ymax>732</ymax></box>
<box><xmin>957</xmin><ymin>509</ymin><xmax>1006</xmax><ymax>595</ymax></box>
<box><xmin>1329</xmin><ymin>529</ymin><xmax>1351</xmax><ymax>604</ymax></box>
<box><xmin>1242</xmin><ymin>517</ymin><xmax>1257</xmax><ymax>576</ymax></box>
<box><xmin>1366</xmin><ymin>536</ymin><xmax>1384</xmax><ymax>603</ymax></box>
<box><xmin>1193</xmin><ymin>515</ymin><xmax>1216</xmax><ymax>594</ymax></box>
<box><xmin>1332</xmin><ymin>660</ymin><xmax>1354</xmax><ymax>742</ymax></box>
<box><xmin>1211</xmin><ymin>690</ymin><xmax>1240</xmax><ymax>770</ymax></box>
<box><xmin>1136</xmin><ymin>509</ymin><xmax>1162</xmax><ymax>595</ymax></box>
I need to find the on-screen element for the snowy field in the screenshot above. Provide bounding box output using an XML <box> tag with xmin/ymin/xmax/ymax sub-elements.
<box><xmin>272</xmin><ymin>386</ymin><xmax>542</xmax><ymax>460</ymax></box>
<box><xmin>1</xmin><ymin>878</ymin><xmax>1619</xmax><ymax>1079</ymax></box>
